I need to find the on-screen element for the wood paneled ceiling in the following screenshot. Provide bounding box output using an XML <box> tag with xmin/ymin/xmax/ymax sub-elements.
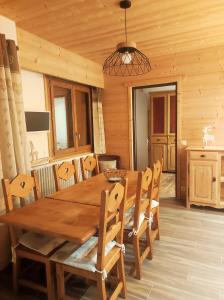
<box><xmin>1</xmin><ymin>0</ymin><xmax>224</xmax><ymax>64</ymax></box>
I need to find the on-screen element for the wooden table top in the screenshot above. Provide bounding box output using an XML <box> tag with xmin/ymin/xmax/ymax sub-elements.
<box><xmin>0</xmin><ymin>171</ymin><xmax>139</xmax><ymax>245</ymax></box>
<box><xmin>48</xmin><ymin>171</ymin><xmax>138</xmax><ymax>208</ymax></box>
<box><xmin>0</xmin><ymin>198</ymin><xmax>100</xmax><ymax>244</ymax></box>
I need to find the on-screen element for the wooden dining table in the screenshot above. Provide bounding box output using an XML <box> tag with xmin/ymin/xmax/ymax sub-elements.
<box><xmin>0</xmin><ymin>199</ymin><xmax>100</xmax><ymax>244</ymax></box>
<box><xmin>48</xmin><ymin>171</ymin><xmax>138</xmax><ymax>209</ymax></box>
<box><xmin>0</xmin><ymin>171</ymin><xmax>139</xmax><ymax>245</ymax></box>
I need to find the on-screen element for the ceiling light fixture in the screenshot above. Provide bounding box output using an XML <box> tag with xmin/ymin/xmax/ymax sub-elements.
<box><xmin>103</xmin><ymin>0</ymin><xmax>151</xmax><ymax>76</ymax></box>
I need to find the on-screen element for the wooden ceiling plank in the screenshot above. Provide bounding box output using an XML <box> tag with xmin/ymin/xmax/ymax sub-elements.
<box><xmin>1</xmin><ymin>0</ymin><xmax>224</xmax><ymax>64</ymax></box>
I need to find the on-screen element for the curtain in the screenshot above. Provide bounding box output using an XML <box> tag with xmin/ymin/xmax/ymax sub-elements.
<box><xmin>92</xmin><ymin>87</ymin><xmax>106</xmax><ymax>154</ymax></box>
<box><xmin>0</xmin><ymin>153</ymin><xmax>10</xmax><ymax>269</ymax></box>
<box><xmin>0</xmin><ymin>33</ymin><xmax>30</xmax><ymax>269</ymax></box>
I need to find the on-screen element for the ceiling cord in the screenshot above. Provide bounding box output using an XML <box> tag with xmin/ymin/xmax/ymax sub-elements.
<box><xmin>125</xmin><ymin>8</ymin><xmax>128</xmax><ymax>43</ymax></box>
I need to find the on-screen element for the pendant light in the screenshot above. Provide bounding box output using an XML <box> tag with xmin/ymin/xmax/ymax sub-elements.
<box><xmin>103</xmin><ymin>0</ymin><xmax>151</xmax><ymax>76</ymax></box>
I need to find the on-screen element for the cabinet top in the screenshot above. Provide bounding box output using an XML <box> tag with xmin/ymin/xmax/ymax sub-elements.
<box><xmin>186</xmin><ymin>146</ymin><xmax>224</xmax><ymax>151</ymax></box>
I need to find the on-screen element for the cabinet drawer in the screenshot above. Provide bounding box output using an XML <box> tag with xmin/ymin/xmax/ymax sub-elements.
<box><xmin>189</xmin><ymin>151</ymin><xmax>218</xmax><ymax>161</ymax></box>
<box><xmin>151</xmin><ymin>136</ymin><xmax>167</xmax><ymax>143</ymax></box>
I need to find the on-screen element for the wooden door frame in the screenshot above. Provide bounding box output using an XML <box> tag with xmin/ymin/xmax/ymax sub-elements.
<box><xmin>125</xmin><ymin>76</ymin><xmax>182</xmax><ymax>200</ymax></box>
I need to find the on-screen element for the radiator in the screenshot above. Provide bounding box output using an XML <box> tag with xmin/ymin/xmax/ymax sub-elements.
<box><xmin>33</xmin><ymin>159</ymin><xmax>82</xmax><ymax>197</ymax></box>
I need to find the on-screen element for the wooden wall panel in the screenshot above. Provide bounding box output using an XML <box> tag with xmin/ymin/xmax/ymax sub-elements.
<box><xmin>102</xmin><ymin>79</ymin><xmax>130</xmax><ymax>168</ymax></box>
<box><xmin>102</xmin><ymin>45</ymin><xmax>224</xmax><ymax>199</ymax></box>
<box><xmin>17</xmin><ymin>28</ymin><xmax>104</xmax><ymax>88</ymax></box>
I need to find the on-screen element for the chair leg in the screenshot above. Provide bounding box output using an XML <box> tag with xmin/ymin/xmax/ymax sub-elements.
<box><xmin>133</xmin><ymin>236</ymin><xmax>141</xmax><ymax>280</ymax></box>
<box><xmin>97</xmin><ymin>273</ymin><xmax>107</xmax><ymax>300</ymax></box>
<box><xmin>155</xmin><ymin>208</ymin><xmax>160</xmax><ymax>240</ymax></box>
<box><xmin>46</xmin><ymin>261</ymin><xmax>55</xmax><ymax>300</ymax></box>
<box><xmin>12</xmin><ymin>256</ymin><xmax>20</xmax><ymax>293</ymax></box>
<box><xmin>146</xmin><ymin>227</ymin><xmax>153</xmax><ymax>260</ymax></box>
<box><xmin>56</xmin><ymin>264</ymin><xmax>65</xmax><ymax>300</ymax></box>
<box><xmin>117</xmin><ymin>254</ymin><xmax>127</xmax><ymax>298</ymax></box>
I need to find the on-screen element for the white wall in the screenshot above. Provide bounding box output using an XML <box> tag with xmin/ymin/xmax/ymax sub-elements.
<box><xmin>0</xmin><ymin>15</ymin><xmax>17</xmax><ymax>42</ymax></box>
<box><xmin>21</xmin><ymin>69</ymin><xmax>49</xmax><ymax>160</ymax></box>
<box><xmin>143</xmin><ymin>85</ymin><xmax>176</xmax><ymax>94</ymax></box>
<box><xmin>135</xmin><ymin>89</ymin><xmax>149</xmax><ymax>170</ymax></box>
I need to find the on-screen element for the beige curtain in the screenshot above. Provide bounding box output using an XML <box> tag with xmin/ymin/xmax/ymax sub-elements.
<box><xmin>92</xmin><ymin>87</ymin><xmax>106</xmax><ymax>154</ymax></box>
<box><xmin>0</xmin><ymin>33</ymin><xmax>30</xmax><ymax>269</ymax></box>
<box><xmin>0</xmin><ymin>154</ymin><xmax>10</xmax><ymax>269</ymax></box>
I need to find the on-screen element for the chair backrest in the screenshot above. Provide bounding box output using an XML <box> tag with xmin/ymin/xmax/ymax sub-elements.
<box><xmin>53</xmin><ymin>160</ymin><xmax>78</xmax><ymax>191</ymax></box>
<box><xmin>2</xmin><ymin>170</ymin><xmax>41</xmax><ymax>213</ymax></box>
<box><xmin>151</xmin><ymin>159</ymin><xmax>163</xmax><ymax>201</ymax></box>
<box><xmin>96</xmin><ymin>178</ymin><xmax>128</xmax><ymax>270</ymax></box>
<box><xmin>133</xmin><ymin>168</ymin><xmax>153</xmax><ymax>230</ymax></box>
<box><xmin>81</xmin><ymin>154</ymin><xmax>99</xmax><ymax>180</ymax></box>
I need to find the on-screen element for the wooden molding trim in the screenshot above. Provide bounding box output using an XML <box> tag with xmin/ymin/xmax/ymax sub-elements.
<box><xmin>45</xmin><ymin>76</ymin><xmax>93</xmax><ymax>160</ymax></box>
<box><xmin>127</xmin><ymin>76</ymin><xmax>182</xmax><ymax>200</ymax></box>
<box><xmin>123</xmin><ymin>75</ymin><xmax>183</xmax><ymax>88</ymax></box>
<box><xmin>17</xmin><ymin>27</ymin><xmax>104</xmax><ymax>88</ymax></box>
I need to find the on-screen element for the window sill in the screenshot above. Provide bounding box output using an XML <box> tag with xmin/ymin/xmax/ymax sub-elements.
<box><xmin>49</xmin><ymin>150</ymin><xmax>93</xmax><ymax>163</ymax></box>
<box><xmin>31</xmin><ymin>151</ymin><xmax>93</xmax><ymax>169</ymax></box>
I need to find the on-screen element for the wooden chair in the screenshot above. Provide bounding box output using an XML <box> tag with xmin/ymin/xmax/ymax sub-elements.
<box><xmin>53</xmin><ymin>160</ymin><xmax>79</xmax><ymax>191</ymax></box>
<box><xmin>124</xmin><ymin>168</ymin><xmax>153</xmax><ymax>280</ymax></box>
<box><xmin>150</xmin><ymin>159</ymin><xmax>163</xmax><ymax>243</ymax></box>
<box><xmin>2</xmin><ymin>171</ymin><xmax>65</xmax><ymax>300</ymax></box>
<box><xmin>52</xmin><ymin>179</ymin><xmax>128</xmax><ymax>300</ymax></box>
<box><xmin>80</xmin><ymin>154</ymin><xmax>100</xmax><ymax>180</ymax></box>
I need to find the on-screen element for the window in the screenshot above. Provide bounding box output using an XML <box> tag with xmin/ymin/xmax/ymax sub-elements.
<box><xmin>47</xmin><ymin>77</ymin><xmax>93</xmax><ymax>157</ymax></box>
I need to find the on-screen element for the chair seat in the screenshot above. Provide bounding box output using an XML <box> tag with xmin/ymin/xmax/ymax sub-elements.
<box><xmin>51</xmin><ymin>236</ymin><xmax>116</xmax><ymax>273</ymax></box>
<box><xmin>124</xmin><ymin>206</ymin><xmax>135</xmax><ymax>225</ymax></box>
<box><xmin>125</xmin><ymin>208</ymin><xmax>145</xmax><ymax>231</ymax></box>
<box><xmin>124</xmin><ymin>199</ymin><xmax>157</xmax><ymax>232</ymax></box>
<box><xmin>19</xmin><ymin>232</ymin><xmax>66</xmax><ymax>256</ymax></box>
<box><xmin>151</xmin><ymin>200</ymin><xmax>159</xmax><ymax>209</ymax></box>
<box><xmin>141</xmin><ymin>193</ymin><xmax>159</xmax><ymax>209</ymax></box>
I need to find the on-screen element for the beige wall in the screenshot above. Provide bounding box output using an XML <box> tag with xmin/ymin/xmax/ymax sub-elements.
<box><xmin>135</xmin><ymin>89</ymin><xmax>149</xmax><ymax>171</ymax></box>
<box><xmin>102</xmin><ymin>45</ymin><xmax>224</xmax><ymax>198</ymax></box>
<box><xmin>0</xmin><ymin>15</ymin><xmax>17</xmax><ymax>42</ymax></box>
<box><xmin>21</xmin><ymin>69</ymin><xmax>49</xmax><ymax>161</ymax></box>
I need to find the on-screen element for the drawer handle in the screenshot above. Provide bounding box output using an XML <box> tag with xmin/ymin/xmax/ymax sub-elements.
<box><xmin>200</xmin><ymin>154</ymin><xmax>206</xmax><ymax>158</ymax></box>
<box><xmin>157</xmin><ymin>139</ymin><xmax>160</xmax><ymax>141</ymax></box>
<box><xmin>212</xmin><ymin>177</ymin><xmax>216</xmax><ymax>182</ymax></box>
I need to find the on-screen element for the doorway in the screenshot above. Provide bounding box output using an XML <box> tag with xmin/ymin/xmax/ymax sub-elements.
<box><xmin>132</xmin><ymin>83</ymin><xmax>177</xmax><ymax>199</ymax></box>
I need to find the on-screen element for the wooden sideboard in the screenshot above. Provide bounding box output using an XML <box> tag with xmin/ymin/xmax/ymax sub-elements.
<box><xmin>186</xmin><ymin>147</ymin><xmax>224</xmax><ymax>209</ymax></box>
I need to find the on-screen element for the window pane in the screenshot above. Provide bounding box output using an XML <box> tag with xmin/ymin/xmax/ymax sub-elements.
<box><xmin>53</xmin><ymin>86</ymin><xmax>74</xmax><ymax>150</ymax></box>
<box><xmin>75</xmin><ymin>90</ymin><xmax>90</xmax><ymax>147</ymax></box>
